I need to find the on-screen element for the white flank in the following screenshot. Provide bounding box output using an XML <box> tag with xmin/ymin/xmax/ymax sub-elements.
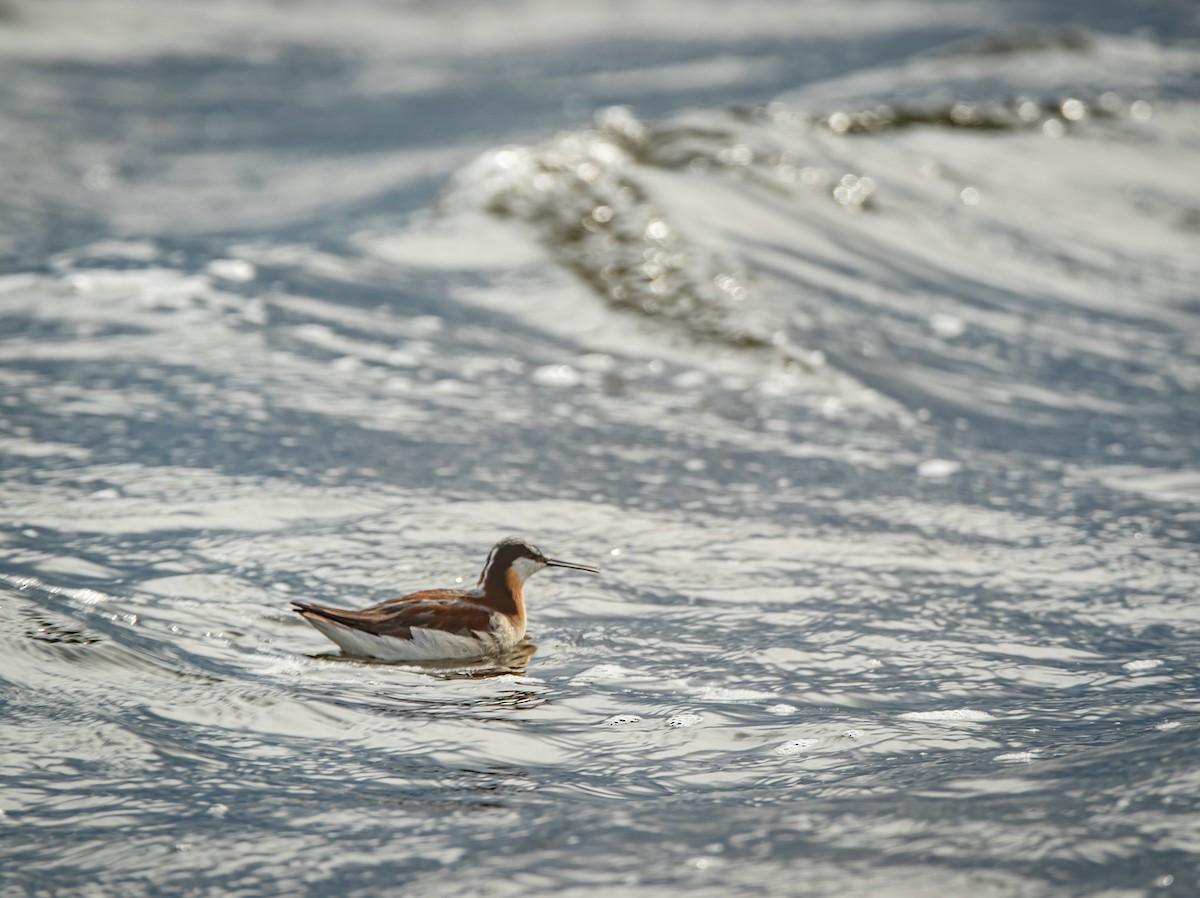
<box><xmin>302</xmin><ymin>612</ymin><xmax>522</xmax><ymax>661</ymax></box>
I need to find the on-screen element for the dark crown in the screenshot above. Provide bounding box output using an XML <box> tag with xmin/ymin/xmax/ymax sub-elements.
<box><xmin>479</xmin><ymin>536</ymin><xmax>544</xmax><ymax>580</ymax></box>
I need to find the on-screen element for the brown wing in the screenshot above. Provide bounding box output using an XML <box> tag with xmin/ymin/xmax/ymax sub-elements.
<box><xmin>291</xmin><ymin>589</ymin><xmax>494</xmax><ymax>640</ymax></box>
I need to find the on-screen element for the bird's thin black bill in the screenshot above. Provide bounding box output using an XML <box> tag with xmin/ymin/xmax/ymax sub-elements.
<box><xmin>546</xmin><ymin>558</ymin><xmax>601</xmax><ymax>573</ymax></box>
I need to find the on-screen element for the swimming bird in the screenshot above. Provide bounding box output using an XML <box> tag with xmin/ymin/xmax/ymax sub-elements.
<box><xmin>291</xmin><ymin>537</ymin><xmax>599</xmax><ymax>661</ymax></box>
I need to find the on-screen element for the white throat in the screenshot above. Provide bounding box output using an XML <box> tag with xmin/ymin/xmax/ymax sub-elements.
<box><xmin>509</xmin><ymin>556</ymin><xmax>546</xmax><ymax>585</ymax></box>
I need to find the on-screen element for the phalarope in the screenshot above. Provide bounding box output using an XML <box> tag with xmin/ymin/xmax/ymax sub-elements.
<box><xmin>291</xmin><ymin>537</ymin><xmax>599</xmax><ymax>661</ymax></box>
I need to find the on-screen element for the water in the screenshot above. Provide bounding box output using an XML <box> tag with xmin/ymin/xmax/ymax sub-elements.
<box><xmin>2</xmin><ymin>2</ymin><xmax>1199</xmax><ymax>896</ymax></box>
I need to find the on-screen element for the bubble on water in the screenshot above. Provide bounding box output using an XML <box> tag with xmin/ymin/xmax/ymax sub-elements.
<box><xmin>492</xmin><ymin>147</ymin><xmax>525</xmax><ymax>170</ymax></box>
<box><xmin>821</xmin><ymin>396</ymin><xmax>845</xmax><ymax>418</ymax></box>
<box><xmin>1060</xmin><ymin>98</ymin><xmax>1087</xmax><ymax>122</ymax></box>
<box><xmin>83</xmin><ymin>162</ymin><xmax>117</xmax><ymax>192</ymax></box>
<box><xmin>1156</xmin><ymin>721</ymin><xmax>1180</xmax><ymax>731</ymax></box>
<box><xmin>1122</xmin><ymin>659</ymin><xmax>1163</xmax><ymax>672</ymax></box>
<box><xmin>901</xmin><ymin>709</ymin><xmax>994</xmax><ymax>722</ymax></box>
<box><xmin>207</xmin><ymin>803</ymin><xmax>229</xmax><ymax>818</ymax></box>
<box><xmin>717</xmin><ymin>144</ymin><xmax>753</xmax><ymax>167</ymax></box>
<box><xmin>1016</xmin><ymin>99</ymin><xmax>1041</xmax><ymax>122</ymax></box>
<box><xmin>595</xmin><ymin>104</ymin><xmax>649</xmax><ymax>145</ymax></box>
<box><xmin>644</xmin><ymin>219</ymin><xmax>672</xmax><ymax>243</ymax></box>
<box><xmin>833</xmin><ymin>173</ymin><xmax>875</xmax><ymax>209</ymax></box>
<box><xmin>929</xmin><ymin>313</ymin><xmax>966</xmax><ymax>338</ymax></box>
<box><xmin>666</xmin><ymin>713</ymin><xmax>702</xmax><ymax>728</ymax></box>
<box><xmin>532</xmin><ymin>364</ymin><xmax>582</xmax><ymax>387</ymax></box>
<box><xmin>767</xmin><ymin>703</ymin><xmax>797</xmax><ymax>716</ymax></box>
<box><xmin>1130</xmin><ymin>100</ymin><xmax>1153</xmax><ymax>122</ymax></box>
<box><xmin>917</xmin><ymin>458</ymin><xmax>962</xmax><ymax>478</ymax></box>
<box><xmin>774</xmin><ymin>739</ymin><xmax>817</xmax><ymax>756</ymax></box>
<box><xmin>827</xmin><ymin>111</ymin><xmax>851</xmax><ymax>133</ymax></box>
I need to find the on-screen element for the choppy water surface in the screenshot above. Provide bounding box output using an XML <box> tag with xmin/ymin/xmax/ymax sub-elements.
<box><xmin>2</xmin><ymin>2</ymin><xmax>1199</xmax><ymax>896</ymax></box>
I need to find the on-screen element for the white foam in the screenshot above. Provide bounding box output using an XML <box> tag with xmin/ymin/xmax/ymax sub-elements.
<box><xmin>603</xmin><ymin>715</ymin><xmax>642</xmax><ymax>726</ymax></box>
<box><xmin>994</xmin><ymin>750</ymin><xmax>1037</xmax><ymax>763</ymax></box>
<box><xmin>1121</xmin><ymin>659</ymin><xmax>1163</xmax><ymax>672</ymax></box>
<box><xmin>695</xmin><ymin>686</ymin><xmax>776</xmax><ymax>702</ymax></box>
<box><xmin>531</xmin><ymin>364</ymin><xmax>582</xmax><ymax>387</ymax></box>
<box><xmin>900</xmin><ymin>709</ymin><xmax>994</xmax><ymax>722</ymax></box>
<box><xmin>917</xmin><ymin>458</ymin><xmax>963</xmax><ymax>479</ymax></box>
<box><xmin>205</xmin><ymin>258</ymin><xmax>256</xmax><ymax>282</ymax></box>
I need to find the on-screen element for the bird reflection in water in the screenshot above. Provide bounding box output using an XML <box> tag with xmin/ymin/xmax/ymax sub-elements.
<box><xmin>308</xmin><ymin>638</ymin><xmax>538</xmax><ymax>679</ymax></box>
